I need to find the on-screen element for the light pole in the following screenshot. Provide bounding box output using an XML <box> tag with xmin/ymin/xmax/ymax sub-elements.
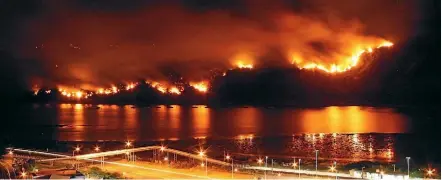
<box><xmin>299</xmin><ymin>159</ymin><xmax>301</xmax><ymax>179</ymax></box>
<box><xmin>334</xmin><ymin>161</ymin><xmax>337</xmax><ymax>180</ymax></box>
<box><xmin>406</xmin><ymin>157</ymin><xmax>410</xmax><ymax>177</ymax></box>
<box><xmin>257</xmin><ymin>158</ymin><xmax>263</xmax><ymax>178</ymax></box>
<box><xmin>167</xmin><ymin>151</ymin><xmax>170</xmax><ymax>166</ymax></box>
<box><xmin>205</xmin><ymin>156</ymin><xmax>208</xmax><ymax>176</ymax></box>
<box><xmin>362</xmin><ymin>167</ymin><xmax>365</xmax><ymax>179</ymax></box>
<box><xmin>393</xmin><ymin>164</ymin><xmax>395</xmax><ymax>173</ymax></box>
<box><xmin>73</xmin><ymin>146</ymin><xmax>80</xmax><ymax>169</ymax></box>
<box><xmin>265</xmin><ymin>156</ymin><xmax>268</xmax><ymax>180</ymax></box>
<box><xmin>199</xmin><ymin>150</ymin><xmax>207</xmax><ymax>176</ymax></box>
<box><xmin>94</xmin><ymin>146</ymin><xmax>100</xmax><ymax>165</ymax></box>
<box><xmin>315</xmin><ymin>150</ymin><xmax>319</xmax><ymax>177</ymax></box>
<box><xmin>226</xmin><ymin>155</ymin><xmax>233</xmax><ymax>179</ymax></box>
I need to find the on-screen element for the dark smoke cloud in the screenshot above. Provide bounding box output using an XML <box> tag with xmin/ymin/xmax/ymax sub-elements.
<box><xmin>6</xmin><ymin>0</ymin><xmax>420</xmax><ymax>90</ymax></box>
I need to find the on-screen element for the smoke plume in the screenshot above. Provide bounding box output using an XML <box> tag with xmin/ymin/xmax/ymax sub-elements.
<box><xmin>8</xmin><ymin>0</ymin><xmax>419</xmax><ymax>90</ymax></box>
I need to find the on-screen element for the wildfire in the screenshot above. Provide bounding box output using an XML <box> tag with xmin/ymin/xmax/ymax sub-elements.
<box><xmin>190</xmin><ymin>81</ymin><xmax>208</xmax><ymax>93</ymax></box>
<box><xmin>148</xmin><ymin>81</ymin><xmax>167</xmax><ymax>94</ymax></box>
<box><xmin>34</xmin><ymin>41</ymin><xmax>395</xmax><ymax>100</ymax></box>
<box><xmin>231</xmin><ymin>53</ymin><xmax>254</xmax><ymax>69</ymax></box>
<box><xmin>126</xmin><ymin>83</ymin><xmax>136</xmax><ymax>90</ymax></box>
<box><xmin>236</xmin><ymin>61</ymin><xmax>254</xmax><ymax>69</ymax></box>
<box><xmin>169</xmin><ymin>86</ymin><xmax>181</xmax><ymax>95</ymax></box>
<box><xmin>58</xmin><ymin>88</ymin><xmax>92</xmax><ymax>99</ymax></box>
<box><xmin>293</xmin><ymin>41</ymin><xmax>394</xmax><ymax>73</ymax></box>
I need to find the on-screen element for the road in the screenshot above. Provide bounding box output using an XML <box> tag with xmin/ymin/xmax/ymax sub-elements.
<box><xmin>6</xmin><ymin>147</ymin><xmax>355</xmax><ymax>179</ymax></box>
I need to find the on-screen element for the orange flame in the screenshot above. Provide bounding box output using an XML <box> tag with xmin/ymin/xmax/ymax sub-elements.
<box><xmin>126</xmin><ymin>83</ymin><xmax>136</xmax><ymax>90</ymax></box>
<box><xmin>190</xmin><ymin>81</ymin><xmax>208</xmax><ymax>93</ymax></box>
<box><xmin>293</xmin><ymin>41</ymin><xmax>393</xmax><ymax>73</ymax></box>
<box><xmin>169</xmin><ymin>86</ymin><xmax>181</xmax><ymax>95</ymax></box>
<box><xmin>236</xmin><ymin>61</ymin><xmax>254</xmax><ymax>69</ymax></box>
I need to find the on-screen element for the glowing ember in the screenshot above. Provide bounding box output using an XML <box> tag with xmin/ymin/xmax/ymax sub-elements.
<box><xmin>190</xmin><ymin>81</ymin><xmax>208</xmax><ymax>93</ymax></box>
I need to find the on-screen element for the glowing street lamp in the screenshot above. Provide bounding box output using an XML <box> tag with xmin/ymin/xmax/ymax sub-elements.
<box><xmin>329</xmin><ymin>161</ymin><xmax>337</xmax><ymax>180</ymax></box>
<box><xmin>73</xmin><ymin>146</ymin><xmax>80</xmax><ymax>156</ymax></box>
<box><xmin>329</xmin><ymin>165</ymin><xmax>336</xmax><ymax>172</ymax></box>
<box><xmin>225</xmin><ymin>155</ymin><xmax>230</xmax><ymax>160</ymax></box>
<box><xmin>160</xmin><ymin>146</ymin><xmax>166</xmax><ymax>152</ymax></box>
<box><xmin>8</xmin><ymin>151</ymin><xmax>13</xmax><ymax>155</ymax></box>
<box><xmin>21</xmin><ymin>172</ymin><xmax>26</xmax><ymax>178</ymax></box>
<box><xmin>426</xmin><ymin>168</ymin><xmax>435</xmax><ymax>178</ymax></box>
<box><xmin>125</xmin><ymin>141</ymin><xmax>132</xmax><ymax>147</ymax></box>
<box><xmin>257</xmin><ymin>158</ymin><xmax>263</xmax><ymax>165</ymax></box>
<box><xmin>94</xmin><ymin>146</ymin><xmax>100</xmax><ymax>152</ymax></box>
<box><xmin>164</xmin><ymin>157</ymin><xmax>168</xmax><ymax>161</ymax></box>
<box><xmin>198</xmin><ymin>151</ymin><xmax>205</xmax><ymax>157</ymax></box>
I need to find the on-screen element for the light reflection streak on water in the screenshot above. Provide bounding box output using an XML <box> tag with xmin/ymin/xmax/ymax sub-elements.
<box><xmin>286</xmin><ymin>133</ymin><xmax>396</xmax><ymax>162</ymax></box>
<box><xmin>191</xmin><ymin>105</ymin><xmax>210</xmax><ymax>137</ymax></box>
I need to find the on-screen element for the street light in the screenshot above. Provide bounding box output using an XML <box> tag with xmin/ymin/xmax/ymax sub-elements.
<box><xmin>73</xmin><ymin>146</ymin><xmax>80</xmax><ymax>156</ymax></box>
<box><xmin>265</xmin><ymin>156</ymin><xmax>268</xmax><ymax>180</ymax></box>
<box><xmin>315</xmin><ymin>150</ymin><xmax>319</xmax><ymax>177</ymax></box>
<box><xmin>329</xmin><ymin>165</ymin><xmax>336</xmax><ymax>172</ymax></box>
<box><xmin>8</xmin><ymin>151</ymin><xmax>13</xmax><ymax>155</ymax></box>
<box><xmin>298</xmin><ymin>159</ymin><xmax>301</xmax><ymax>179</ymax></box>
<box><xmin>94</xmin><ymin>146</ymin><xmax>100</xmax><ymax>152</ymax></box>
<box><xmin>426</xmin><ymin>168</ymin><xmax>435</xmax><ymax>178</ymax></box>
<box><xmin>160</xmin><ymin>146</ymin><xmax>166</xmax><ymax>152</ymax></box>
<box><xmin>406</xmin><ymin>157</ymin><xmax>411</xmax><ymax>177</ymax></box>
<box><xmin>362</xmin><ymin>166</ymin><xmax>365</xmax><ymax>179</ymax></box>
<box><xmin>198</xmin><ymin>151</ymin><xmax>205</xmax><ymax>157</ymax></box>
<box><xmin>125</xmin><ymin>141</ymin><xmax>132</xmax><ymax>147</ymax></box>
<box><xmin>257</xmin><ymin>158</ymin><xmax>263</xmax><ymax>165</ymax></box>
<box><xmin>226</xmin><ymin>154</ymin><xmax>233</xmax><ymax>179</ymax></box>
<box><xmin>197</xmin><ymin>150</ymin><xmax>207</xmax><ymax>176</ymax></box>
<box><xmin>21</xmin><ymin>172</ymin><xmax>26</xmax><ymax>179</ymax></box>
<box><xmin>329</xmin><ymin>161</ymin><xmax>337</xmax><ymax>180</ymax></box>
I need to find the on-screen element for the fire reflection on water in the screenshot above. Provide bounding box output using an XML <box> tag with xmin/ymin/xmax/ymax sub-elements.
<box><xmin>53</xmin><ymin>104</ymin><xmax>409</xmax><ymax>162</ymax></box>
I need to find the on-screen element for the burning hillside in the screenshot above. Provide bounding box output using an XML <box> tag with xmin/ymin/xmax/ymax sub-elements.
<box><xmin>30</xmin><ymin>41</ymin><xmax>394</xmax><ymax>104</ymax></box>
